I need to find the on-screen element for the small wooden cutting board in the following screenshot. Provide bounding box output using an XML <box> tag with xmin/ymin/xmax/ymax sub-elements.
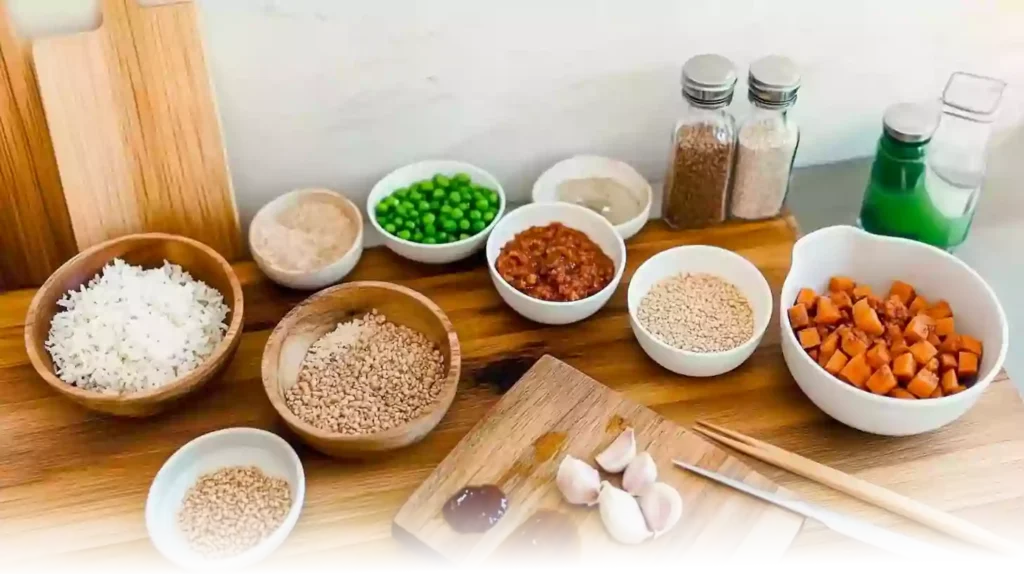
<box><xmin>394</xmin><ymin>355</ymin><xmax>805</xmax><ymax>564</ymax></box>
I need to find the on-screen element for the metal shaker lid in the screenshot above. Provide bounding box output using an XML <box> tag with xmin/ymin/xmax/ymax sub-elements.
<box><xmin>882</xmin><ymin>102</ymin><xmax>940</xmax><ymax>143</ymax></box>
<box><xmin>681</xmin><ymin>54</ymin><xmax>738</xmax><ymax>107</ymax></box>
<box><xmin>748</xmin><ymin>55</ymin><xmax>801</xmax><ymax>108</ymax></box>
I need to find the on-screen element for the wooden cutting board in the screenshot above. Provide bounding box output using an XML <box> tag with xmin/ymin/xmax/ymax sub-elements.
<box><xmin>0</xmin><ymin>1</ymin><xmax>77</xmax><ymax>289</ymax></box>
<box><xmin>31</xmin><ymin>0</ymin><xmax>242</xmax><ymax>260</ymax></box>
<box><xmin>394</xmin><ymin>355</ymin><xmax>805</xmax><ymax>565</ymax></box>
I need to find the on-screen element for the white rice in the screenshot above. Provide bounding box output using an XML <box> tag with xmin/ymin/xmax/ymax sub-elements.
<box><xmin>45</xmin><ymin>258</ymin><xmax>231</xmax><ymax>395</ymax></box>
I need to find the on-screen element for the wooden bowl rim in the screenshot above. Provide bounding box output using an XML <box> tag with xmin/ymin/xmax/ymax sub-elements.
<box><xmin>261</xmin><ymin>280</ymin><xmax>461</xmax><ymax>444</ymax></box>
<box><xmin>23</xmin><ymin>232</ymin><xmax>246</xmax><ymax>405</ymax></box>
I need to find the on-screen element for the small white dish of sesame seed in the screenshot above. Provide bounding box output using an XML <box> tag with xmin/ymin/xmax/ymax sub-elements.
<box><xmin>627</xmin><ymin>245</ymin><xmax>773</xmax><ymax>377</ymax></box>
<box><xmin>146</xmin><ymin>427</ymin><xmax>305</xmax><ymax>571</ymax></box>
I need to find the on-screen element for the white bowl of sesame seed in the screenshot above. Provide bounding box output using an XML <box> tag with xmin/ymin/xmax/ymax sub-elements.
<box><xmin>146</xmin><ymin>428</ymin><xmax>305</xmax><ymax>570</ymax></box>
<box><xmin>627</xmin><ymin>245</ymin><xmax>773</xmax><ymax>377</ymax></box>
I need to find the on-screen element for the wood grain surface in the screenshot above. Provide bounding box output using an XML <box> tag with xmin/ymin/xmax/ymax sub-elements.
<box><xmin>1</xmin><ymin>217</ymin><xmax>1023</xmax><ymax>568</ymax></box>
<box><xmin>395</xmin><ymin>355</ymin><xmax>804</xmax><ymax>564</ymax></box>
<box><xmin>31</xmin><ymin>0</ymin><xmax>242</xmax><ymax>261</ymax></box>
<box><xmin>0</xmin><ymin>1</ymin><xmax>76</xmax><ymax>289</ymax></box>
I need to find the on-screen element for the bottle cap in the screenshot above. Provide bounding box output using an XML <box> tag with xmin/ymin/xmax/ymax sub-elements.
<box><xmin>681</xmin><ymin>54</ymin><xmax>738</xmax><ymax>107</ymax></box>
<box><xmin>882</xmin><ymin>102</ymin><xmax>940</xmax><ymax>143</ymax></box>
<box><xmin>748</xmin><ymin>55</ymin><xmax>800</xmax><ymax>108</ymax></box>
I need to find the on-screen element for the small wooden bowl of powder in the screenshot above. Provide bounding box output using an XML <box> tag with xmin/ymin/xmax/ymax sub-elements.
<box><xmin>249</xmin><ymin>188</ymin><xmax>364</xmax><ymax>290</ymax></box>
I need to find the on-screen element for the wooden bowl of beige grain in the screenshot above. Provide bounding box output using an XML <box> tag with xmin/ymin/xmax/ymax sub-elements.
<box><xmin>25</xmin><ymin>233</ymin><xmax>245</xmax><ymax>417</ymax></box>
<box><xmin>261</xmin><ymin>281</ymin><xmax>460</xmax><ymax>458</ymax></box>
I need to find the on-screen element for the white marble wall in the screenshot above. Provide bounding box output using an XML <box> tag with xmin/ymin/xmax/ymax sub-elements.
<box><xmin>8</xmin><ymin>0</ymin><xmax>1024</xmax><ymax>225</ymax></box>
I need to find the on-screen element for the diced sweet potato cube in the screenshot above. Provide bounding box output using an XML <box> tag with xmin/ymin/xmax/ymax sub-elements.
<box><xmin>816</xmin><ymin>324</ymin><xmax>830</xmax><ymax>339</ymax></box>
<box><xmin>951</xmin><ymin>385</ymin><xmax>968</xmax><ymax>395</ymax></box>
<box><xmin>939</xmin><ymin>353</ymin><xmax>957</xmax><ymax>371</ymax></box>
<box><xmin>908</xmin><ymin>295</ymin><xmax>929</xmax><ymax>316</ymax></box>
<box><xmin>842</xmin><ymin>331</ymin><xmax>869</xmax><ymax>358</ymax></box>
<box><xmin>815</xmin><ymin>297</ymin><xmax>842</xmax><ymax>325</ymax></box>
<box><xmin>852</xmin><ymin>284</ymin><xmax>873</xmax><ymax>301</ymax></box>
<box><xmin>958</xmin><ymin>352</ymin><xmax>979</xmax><ymax>378</ymax></box>
<box><xmin>829</xmin><ymin>276</ymin><xmax>856</xmax><ymax>294</ymax></box>
<box><xmin>935</xmin><ymin>317</ymin><xmax>955</xmax><ymax>337</ymax></box>
<box><xmin>890</xmin><ymin>335</ymin><xmax>910</xmax><ymax>357</ymax></box>
<box><xmin>788</xmin><ymin>304</ymin><xmax>810</xmax><ymax>329</ymax></box>
<box><xmin>892</xmin><ymin>352</ymin><xmax>917</xmax><ymax>382</ymax></box>
<box><xmin>960</xmin><ymin>335</ymin><xmax>983</xmax><ymax>356</ymax></box>
<box><xmin>866</xmin><ymin>364</ymin><xmax>898</xmax><ymax>395</ymax></box>
<box><xmin>820</xmin><ymin>332</ymin><xmax>839</xmax><ymax>358</ymax></box>
<box><xmin>888</xmin><ymin>387</ymin><xmax>917</xmax><ymax>400</ymax></box>
<box><xmin>839</xmin><ymin>353</ymin><xmax>872</xmax><ymax>389</ymax></box>
<box><xmin>853</xmin><ymin>298</ymin><xmax>885</xmax><ymax>337</ymax></box>
<box><xmin>796</xmin><ymin>288</ymin><xmax>817</xmax><ymax>311</ymax></box>
<box><xmin>926</xmin><ymin>299</ymin><xmax>953</xmax><ymax>320</ymax></box>
<box><xmin>830</xmin><ymin>290</ymin><xmax>853</xmax><ymax>310</ymax></box>
<box><xmin>924</xmin><ymin>357</ymin><xmax>939</xmax><ymax>372</ymax></box>
<box><xmin>836</xmin><ymin>324</ymin><xmax>851</xmax><ymax>337</ymax></box>
<box><xmin>818</xmin><ymin>349</ymin><xmax>833</xmax><ymax>368</ymax></box>
<box><xmin>824</xmin><ymin>350</ymin><xmax>849</xmax><ymax>375</ymax></box>
<box><xmin>909</xmin><ymin>340</ymin><xmax>938</xmax><ymax>365</ymax></box>
<box><xmin>927</xmin><ymin>332</ymin><xmax>941</xmax><ymax>347</ymax></box>
<box><xmin>907</xmin><ymin>369</ymin><xmax>940</xmax><ymax>398</ymax></box>
<box><xmin>888</xmin><ymin>280</ymin><xmax>916</xmax><ymax>305</ymax></box>
<box><xmin>881</xmin><ymin>296</ymin><xmax>909</xmax><ymax>323</ymax></box>
<box><xmin>939</xmin><ymin>333</ymin><xmax>960</xmax><ymax>354</ymax></box>
<box><xmin>865</xmin><ymin>343</ymin><xmax>891</xmax><ymax>370</ymax></box>
<box><xmin>930</xmin><ymin>386</ymin><xmax>944</xmax><ymax>399</ymax></box>
<box><xmin>940</xmin><ymin>369</ymin><xmax>959</xmax><ymax>394</ymax></box>
<box><xmin>903</xmin><ymin>315</ymin><xmax>932</xmax><ymax>343</ymax></box>
<box><xmin>798</xmin><ymin>327</ymin><xmax>821</xmax><ymax>349</ymax></box>
<box><xmin>808</xmin><ymin>349</ymin><xmax>819</xmax><ymax>361</ymax></box>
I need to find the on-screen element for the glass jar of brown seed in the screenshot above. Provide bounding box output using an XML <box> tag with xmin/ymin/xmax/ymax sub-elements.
<box><xmin>662</xmin><ymin>54</ymin><xmax>738</xmax><ymax>229</ymax></box>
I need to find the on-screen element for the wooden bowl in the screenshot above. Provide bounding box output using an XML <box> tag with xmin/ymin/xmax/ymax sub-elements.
<box><xmin>24</xmin><ymin>233</ymin><xmax>245</xmax><ymax>417</ymax></box>
<box><xmin>261</xmin><ymin>281</ymin><xmax>460</xmax><ymax>458</ymax></box>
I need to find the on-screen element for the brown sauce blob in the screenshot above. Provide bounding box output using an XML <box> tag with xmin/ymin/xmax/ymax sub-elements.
<box><xmin>442</xmin><ymin>485</ymin><xmax>508</xmax><ymax>533</ymax></box>
<box><xmin>494</xmin><ymin>510</ymin><xmax>581</xmax><ymax>563</ymax></box>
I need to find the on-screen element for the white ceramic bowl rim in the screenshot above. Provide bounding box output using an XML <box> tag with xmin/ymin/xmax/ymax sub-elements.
<box><xmin>488</xmin><ymin>202</ymin><xmax>627</xmax><ymax>308</ymax></box>
<box><xmin>146</xmin><ymin>427</ymin><xmax>305</xmax><ymax>569</ymax></box>
<box><xmin>782</xmin><ymin>225</ymin><xmax>1009</xmax><ymax>407</ymax></box>
<box><xmin>531</xmin><ymin>154</ymin><xmax>653</xmax><ymax>230</ymax></box>
<box><xmin>366</xmin><ymin>160</ymin><xmax>507</xmax><ymax>250</ymax></box>
<box><xmin>249</xmin><ymin>188</ymin><xmax>364</xmax><ymax>277</ymax></box>
<box><xmin>628</xmin><ymin>245</ymin><xmax>774</xmax><ymax>358</ymax></box>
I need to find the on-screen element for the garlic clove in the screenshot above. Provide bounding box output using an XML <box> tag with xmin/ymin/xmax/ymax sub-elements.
<box><xmin>595</xmin><ymin>427</ymin><xmax>636</xmax><ymax>473</ymax></box>
<box><xmin>597</xmin><ymin>481</ymin><xmax>652</xmax><ymax>545</ymax></box>
<box><xmin>556</xmin><ymin>455</ymin><xmax>601</xmax><ymax>506</ymax></box>
<box><xmin>638</xmin><ymin>482</ymin><xmax>683</xmax><ymax>538</ymax></box>
<box><xmin>622</xmin><ymin>451</ymin><xmax>657</xmax><ymax>495</ymax></box>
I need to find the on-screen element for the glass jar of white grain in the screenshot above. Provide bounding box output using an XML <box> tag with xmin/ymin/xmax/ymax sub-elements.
<box><xmin>729</xmin><ymin>55</ymin><xmax>801</xmax><ymax>220</ymax></box>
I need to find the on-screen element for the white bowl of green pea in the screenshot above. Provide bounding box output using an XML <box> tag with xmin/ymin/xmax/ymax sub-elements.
<box><xmin>367</xmin><ymin>160</ymin><xmax>506</xmax><ymax>264</ymax></box>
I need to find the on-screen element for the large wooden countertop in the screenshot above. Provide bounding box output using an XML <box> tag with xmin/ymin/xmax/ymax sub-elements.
<box><xmin>2</xmin><ymin>216</ymin><xmax>1023</xmax><ymax>567</ymax></box>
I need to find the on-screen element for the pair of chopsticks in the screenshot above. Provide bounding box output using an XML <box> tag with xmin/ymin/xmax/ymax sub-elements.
<box><xmin>691</xmin><ymin>420</ymin><xmax>1019</xmax><ymax>555</ymax></box>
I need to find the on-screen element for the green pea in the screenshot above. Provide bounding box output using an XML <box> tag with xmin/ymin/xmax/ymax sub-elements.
<box><xmin>408</xmin><ymin>210</ymin><xmax>419</xmax><ymax>221</ymax></box>
<box><xmin>422</xmin><ymin>221</ymin><xmax>435</xmax><ymax>235</ymax></box>
<box><xmin>394</xmin><ymin>204</ymin><xmax>408</xmax><ymax>217</ymax></box>
<box><xmin>417</xmin><ymin>200</ymin><xmax>431</xmax><ymax>212</ymax></box>
<box><xmin>483</xmin><ymin>210</ymin><xmax>496</xmax><ymax>222</ymax></box>
<box><xmin>433</xmin><ymin>231</ymin><xmax>446</xmax><ymax>243</ymax></box>
<box><xmin>487</xmin><ymin>191</ymin><xmax>499</xmax><ymax>206</ymax></box>
<box><xmin>409</xmin><ymin>190</ymin><xmax>424</xmax><ymax>203</ymax></box>
<box><xmin>422</xmin><ymin>212</ymin><xmax>436</xmax><ymax>225</ymax></box>
<box><xmin>474</xmin><ymin>198</ymin><xmax>489</xmax><ymax>211</ymax></box>
<box><xmin>454</xmin><ymin>173</ymin><xmax>471</xmax><ymax>185</ymax></box>
<box><xmin>469</xmin><ymin>209</ymin><xmax>482</xmax><ymax>221</ymax></box>
<box><xmin>384</xmin><ymin>223</ymin><xmax>397</xmax><ymax>234</ymax></box>
<box><xmin>393</xmin><ymin>187</ymin><xmax>409</xmax><ymax>199</ymax></box>
<box><xmin>440</xmin><ymin>204</ymin><xmax>453</xmax><ymax>215</ymax></box>
<box><xmin>423</xmin><ymin>236</ymin><xmax>437</xmax><ymax>245</ymax></box>
<box><xmin>471</xmin><ymin>219</ymin><xmax>486</xmax><ymax>232</ymax></box>
<box><xmin>397</xmin><ymin>229</ymin><xmax>412</xmax><ymax>240</ymax></box>
<box><xmin>413</xmin><ymin>231</ymin><xmax>424</xmax><ymax>243</ymax></box>
<box><xmin>458</xmin><ymin>218</ymin><xmax>471</xmax><ymax>231</ymax></box>
<box><xmin>450</xmin><ymin>207</ymin><xmax>464</xmax><ymax>220</ymax></box>
<box><xmin>393</xmin><ymin>216</ymin><xmax>405</xmax><ymax>227</ymax></box>
<box><xmin>459</xmin><ymin>233</ymin><xmax>471</xmax><ymax>240</ymax></box>
<box><xmin>447</xmin><ymin>191</ymin><xmax>462</xmax><ymax>205</ymax></box>
<box><xmin>427</xmin><ymin>200</ymin><xmax>439</xmax><ymax>211</ymax></box>
<box><xmin>442</xmin><ymin>219</ymin><xmax>457</xmax><ymax>232</ymax></box>
<box><xmin>432</xmin><ymin>188</ymin><xmax>447</xmax><ymax>201</ymax></box>
<box><xmin>375</xmin><ymin>201</ymin><xmax>390</xmax><ymax>215</ymax></box>
<box><xmin>433</xmin><ymin>174</ymin><xmax>450</xmax><ymax>187</ymax></box>
<box><xmin>404</xmin><ymin>219</ymin><xmax>417</xmax><ymax>231</ymax></box>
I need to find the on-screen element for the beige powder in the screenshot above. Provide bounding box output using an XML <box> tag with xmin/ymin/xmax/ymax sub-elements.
<box><xmin>254</xmin><ymin>199</ymin><xmax>356</xmax><ymax>273</ymax></box>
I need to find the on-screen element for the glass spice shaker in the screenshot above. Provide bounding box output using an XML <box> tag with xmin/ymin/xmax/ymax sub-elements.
<box><xmin>662</xmin><ymin>54</ymin><xmax>738</xmax><ymax>229</ymax></box>
<box><xmin>730</xmin><ymin>55</ymin><xmax>801</xmax><ymax>220</ymax></box>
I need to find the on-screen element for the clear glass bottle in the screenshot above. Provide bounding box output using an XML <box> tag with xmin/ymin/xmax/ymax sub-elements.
<box><xmin>730</xmin><ymin>55</ymin><xmax>801</xmax><ymax>220</ymax></box>
<box><xmin>662</xmin><ymin>54</ymin><xmax>737</xmax><ymax>229</ymax></box>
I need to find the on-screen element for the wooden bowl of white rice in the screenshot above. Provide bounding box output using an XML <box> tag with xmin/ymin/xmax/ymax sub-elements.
<box><xmin>24</xmin><ymin>233</ymin><xmax>244</xmax><ymax>417</ymax></box>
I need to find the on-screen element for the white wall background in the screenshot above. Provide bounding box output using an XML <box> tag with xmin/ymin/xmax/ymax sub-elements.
<box><xmin>9</xmin><ymin>0</ymin><xmax>1024</xmax><ymax>226</ymax></box>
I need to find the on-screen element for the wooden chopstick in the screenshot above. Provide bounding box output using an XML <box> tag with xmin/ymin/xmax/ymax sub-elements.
<box><xmin>693</xmin><ymin>420</ymin><xmax>1019</xmax><ymax>555</ymax></box>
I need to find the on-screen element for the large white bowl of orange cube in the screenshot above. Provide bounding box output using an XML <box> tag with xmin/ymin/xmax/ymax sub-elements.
<box><xmin>780</xmin><ymin>225</ymin><xmax>1008</xmax><ymax>436</ymax></box>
